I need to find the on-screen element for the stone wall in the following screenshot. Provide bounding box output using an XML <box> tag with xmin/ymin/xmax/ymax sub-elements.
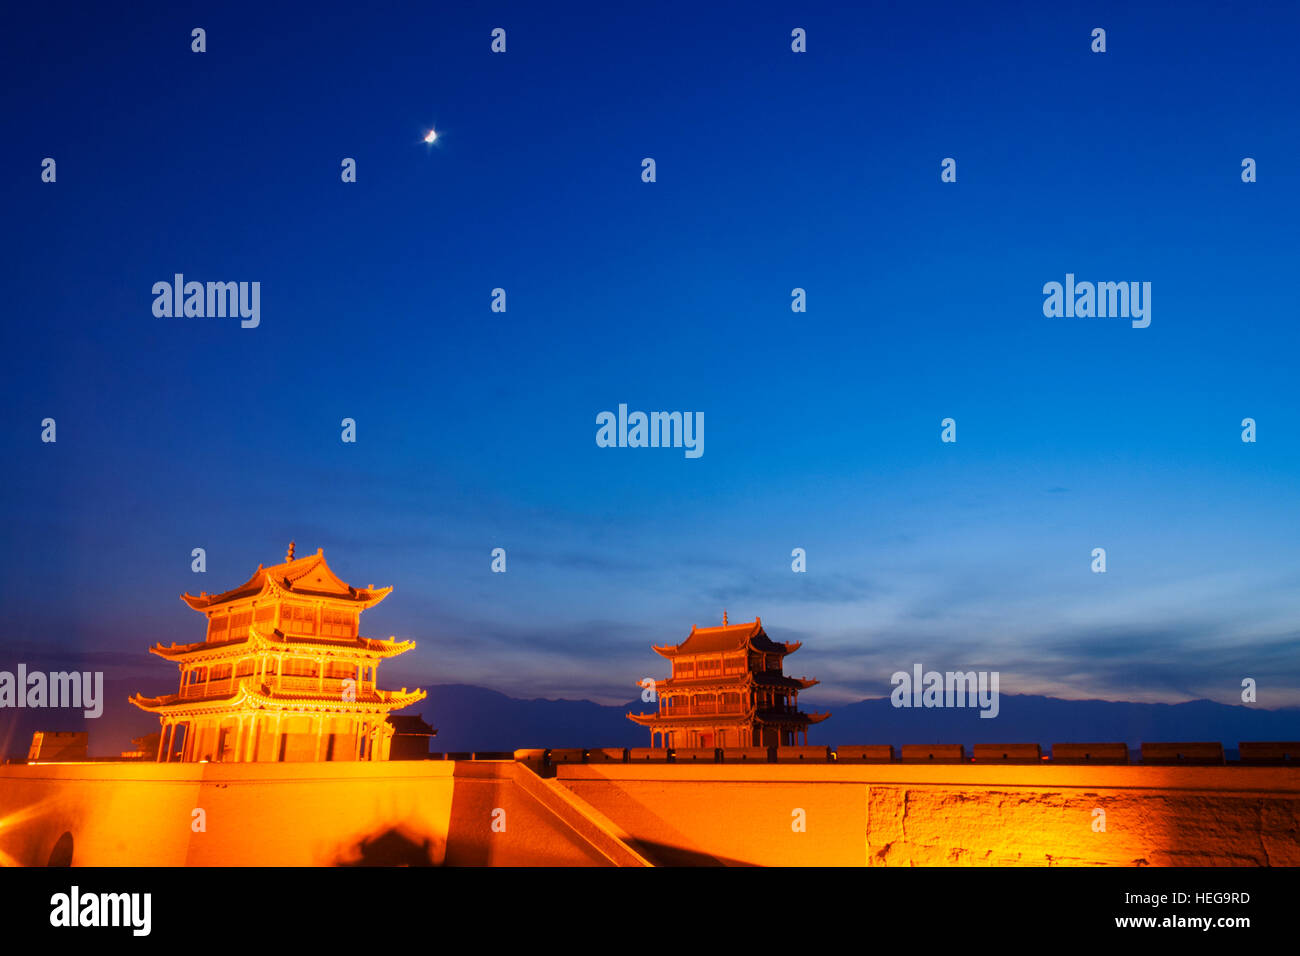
<box><xmin>557</xmin><ymin>763</ymin><xmax>1300</xmax><ymax>866</ymax></box>
<box><xmin>2</xmin><ymin>760</ymin><xmax>1295</xmax><ymax>866</ymax></box>
<box><xmin>0</xmin><ymin>761</ymin><xmax>456</xmax><ymax>866</ymax></box>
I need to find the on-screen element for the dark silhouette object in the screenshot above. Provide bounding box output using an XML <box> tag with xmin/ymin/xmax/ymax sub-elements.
<box><xmin>388</xmin><ymin>714</ymin><xmax>437</xmax><ymax>760</ymax></box>
<box><xmin>28</xmin><ymin>732</ymin><xmax>88</xmax><ymax>762</ymax></box>
<box><xmin>47</xmin><ymin>831</ymin><xmax>73</xmax><ymax>867</ymax></box>
<box><xmin>336</xmin><ymin>827</ymin><xmax>439</xmax><ymax>866</ymax></box>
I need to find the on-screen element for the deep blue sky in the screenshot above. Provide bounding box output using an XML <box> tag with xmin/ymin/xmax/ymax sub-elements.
<box><xmin>2</xmin><ymin>1</ymin><xmax>1298</xmax><ymax>719</ymax></box>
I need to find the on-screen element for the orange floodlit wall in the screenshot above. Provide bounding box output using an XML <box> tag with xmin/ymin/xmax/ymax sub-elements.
<box><xmin>0</xmin><ymin>760</ymin><xmax>640</xmax><ymax>867</ymax></box>
<box><xmin>556</xmin><ymin>763</ymin><xmax>1300</xmax><ymax>866</ymax></box>
<box><xmin>1</xmin><ymin>760</ymin><xmax>1297</xmax><ymax>866</ymax></box>
<box><xmin>0</xmin><ymin>761</ymin><xmax>456</xmax><ymax>866</ymax></box>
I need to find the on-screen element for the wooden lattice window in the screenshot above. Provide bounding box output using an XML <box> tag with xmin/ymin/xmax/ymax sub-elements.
<box><xmin>320</xmin><ymin>608</ymin><xmax>356</xmax><ymax>638</ymax></box>
<box><xmin>228</xmin><ymin>611</ymin><xmax>253</xmax><ymax>641</ymax></box>
<box><xmin>282</xmin><ymin>604</ymin><xmax>316</xmax><ymax>634</ymax></box>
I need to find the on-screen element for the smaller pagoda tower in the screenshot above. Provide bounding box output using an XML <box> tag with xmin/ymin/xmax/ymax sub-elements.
<box><xmin>131</xmin><ymin>543</ymin><xmax>426</xmax><ymax>763</ymax></box>
<box><xmin>628</xmin><ymin>614</ymin><xmax>829</xmax><ymax>749</ymax></box>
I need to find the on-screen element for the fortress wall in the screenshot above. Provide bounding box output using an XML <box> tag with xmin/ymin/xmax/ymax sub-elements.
<box><xmin>0</xmin><ymin>763</ymin><xmax>201</xmax><ymax>866</ymax></box>
<box><xmin>0</xmin><ymin>761</ymin><xmax>457</xmax><ymax>866</ymax></box>
<box><xmin>181</xmin><ymin>761</ymin><xmax>457</xmax><ymax>866</ymax></box>
<box><xmin>3</xmin><ymin>760</ymin><xmax>1296</xmax><ymax>866</ymax></box>
<box><xmin>0</xmin><ymin>760</ymin><xmax>629</xmax><ymax>867</ymax></box>
<box><xmin>557</xmin><ymin>764</ymin><xmax>1300</xmax><ymax>867</ymax></box>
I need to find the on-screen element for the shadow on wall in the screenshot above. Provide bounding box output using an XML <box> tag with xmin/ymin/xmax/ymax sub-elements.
<box><xmin>334</xmin><ymin>826</ymin><xmax>441</xmax><ymax>866</ymax></box>
<box><xmin>47</xmin><ymin>831</ymin><xmax>73</xmax><ymax>867</ymax></box>
<box><xmin>628</xmin><ymin>840</ymin><xmax>755</xmax><ymax>867</ymax></box>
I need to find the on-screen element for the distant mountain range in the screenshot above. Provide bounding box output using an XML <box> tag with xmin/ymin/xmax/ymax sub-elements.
<box><xmin>4</xmin><ymin>680</ymin><xmax>1298</xmax><ymax>759</ymax></box>
<box><xmin>416</xmin><ymin>684</ymin><xmax>1300</xmax><ymax>755</ymax></box>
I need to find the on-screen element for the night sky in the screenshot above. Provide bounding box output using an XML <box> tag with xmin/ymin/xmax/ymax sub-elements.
<box><xmin>2</xmin><ymin>0</ymin><xmax>1298</xmax><ymax>738</ymax></box>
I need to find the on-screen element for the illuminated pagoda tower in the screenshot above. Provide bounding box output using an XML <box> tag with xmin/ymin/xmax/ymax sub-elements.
<box><xmin>131</xmin><ymin>543</ymin><xmax>426</xmax><ymax>763</ymax></box>
<box><xmin>628</xmin><ymin>614</ymin><xmax>829</xmax><ymax>749</ymax></box>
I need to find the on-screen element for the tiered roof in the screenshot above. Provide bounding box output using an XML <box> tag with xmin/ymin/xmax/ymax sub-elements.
<box><xmin>629</xmin><ymin>615</ymin><xmax>830</xmax><ymax>734</ymax></box>
<box><xmin>651</xmin><ymin>616</ymin><xmax>801</xmax><ymax>658</ymax></box>
<box><xmin>180</xmin><ymin>545</ymin><xmax>391</xmax><ymax>611</ymax></box>
<box><xmin>133</xmin><ymin>544</ymin><xmax>423</xmax><ymax>718</ymax></box>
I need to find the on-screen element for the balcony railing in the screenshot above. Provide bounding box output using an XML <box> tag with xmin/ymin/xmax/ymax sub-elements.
<box><xmin>179</xmin><ymin>676</ymin><xmax>373</xmax><ymax>699</ymax></box>
<box><xmin>756</xmin><ymin>706</ymin><xmax>798</xmax><ymax>717</ymax></box>
<box><xmin>658</xmin><ymin>704</ymin><xmax>748</xmax><ymax>717</ymax></box>
<box><xmin>270</xmin><ymin>676</ymin><xmax>373</xmax><ymax>696</ymax></box>
<box><xmin>656</xmin><ymin>700</ymin><xmax>796</xmax><ymax>715</ymax></box>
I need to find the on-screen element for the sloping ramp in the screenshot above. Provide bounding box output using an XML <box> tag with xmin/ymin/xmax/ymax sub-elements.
<box><xmin>444</xmin><ymin>761</ymin><xmax>652</xmax><ymax>866</ymax></box>
<box><xmin>515</xmin><ymin>764</ymin><xmax>653</xmax><ymax>867</ymax></box>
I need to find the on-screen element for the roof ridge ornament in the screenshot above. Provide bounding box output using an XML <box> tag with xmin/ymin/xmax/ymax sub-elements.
<box><xmin>722</xmin><ymin>609</ymin><xmax>728</xmax><ymax>626</ymax></box>
<box><xmin>285</xmin><ymin>541</ymin><xmax>296</xmax><ymax>562</ymax></box>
